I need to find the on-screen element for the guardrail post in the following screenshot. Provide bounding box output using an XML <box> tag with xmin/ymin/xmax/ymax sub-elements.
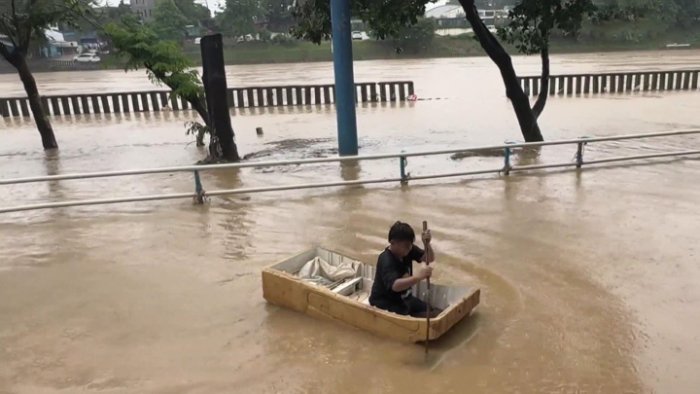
<box><xmin>576</xmin><ymin>141</ymin><xmax>585</xmax><ymax>168</ymax></box>
<box><xmin>400</xmin><ymin>152</ymin><xmax>409</xmax><ymax>184</ymax></box>
<box><xmin>193</xmin><ymin>170</ymin><xmax>206</xmax><ymax>204</ymax></box>
<box><xmin>503</xmin><ymin>145</ymin><xmax>512</xmax><ymax>175</ymax></box>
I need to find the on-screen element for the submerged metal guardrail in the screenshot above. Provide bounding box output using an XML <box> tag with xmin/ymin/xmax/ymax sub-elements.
<box><xmin>1</xmin><ymin>129</ymin><xmax>699</xmax><ymax>214</ymax></box>
<box><xmin>517</xmin><ymin>69</ymin><xmax>700</xmax><ymax>97</ymax></box>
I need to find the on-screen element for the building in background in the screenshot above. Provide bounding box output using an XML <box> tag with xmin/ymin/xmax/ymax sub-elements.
<box><xmin>425</xmin><ymin>4</ymin><xmax>470</xmax><ymax>36</ymax></box>
<box><xmin>131</xmin><ymin>0</ymin><xmax>158</xmax><ymax>21</ymax></box>
<box><xmin>41</xmin><ymin>28</ymin><xmax>79</xmax><ymax>59</ymax></box>
<box><xmin>425</xmin><ymin>3</ymin><xmax>507</xmax><ymax>36</ymax></box>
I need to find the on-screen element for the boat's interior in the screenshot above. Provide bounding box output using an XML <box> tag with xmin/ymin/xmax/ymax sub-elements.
<box><xmin>271</xmin><ymin>247</ymin><xmax>471</xmax><ymax>313</ymax></box>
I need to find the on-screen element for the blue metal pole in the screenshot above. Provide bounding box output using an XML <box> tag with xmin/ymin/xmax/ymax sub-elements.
<box><xmin>331</xmin><ymin>0</ymin><xmax>358</xmax><ymax>156</ymax></box>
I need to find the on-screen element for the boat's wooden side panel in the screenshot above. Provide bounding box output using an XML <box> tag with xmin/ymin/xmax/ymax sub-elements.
<box><xmin>306</xmin><ymin>291</ymin><xmax>421</xmax><ymax>342</ymax></box>
<box><xmin>426</xmin><ymin>288</ymin><xmax>481</xmax><ymax>340</ymax></box>
<box><xmin>262</xmin><ymin>269</ymin><xmax>309</xmax><ymax>314</ymax></box>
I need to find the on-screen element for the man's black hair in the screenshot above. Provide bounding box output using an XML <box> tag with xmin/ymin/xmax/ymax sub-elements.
<box><xmin>388</xmin><ymin>221</ymin><xmax>415</xmax><ymax>243</ymax></box>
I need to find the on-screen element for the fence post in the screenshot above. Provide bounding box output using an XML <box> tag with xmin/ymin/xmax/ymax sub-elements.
<box><xmin>576</xmin><ymin>142</ymin><xmax>585</xmax><ymax>168</ymax></box>
<box><xmin>193</xmin><ymin>170</ymin><xmax>206</xmax><ymax>204</ymax></box>
<box><xmin>503</xmin><ymin>145</ymin><xmax>512</xmax><ymax>175</ymax></box>
<box><xmin>400</xmin><ymin>152</ymin><xmax>409</xmax><ymax>184</ymax></box>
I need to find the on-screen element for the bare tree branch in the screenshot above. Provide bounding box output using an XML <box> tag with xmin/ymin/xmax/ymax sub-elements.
<box><xmin>459</xmin><ymin>0</ymin><xmax>518</xmax><ymax>96</ymax></box>
<box><xmin>10</xmin><ymin>0</ymin><xmax>31</xmax><ymax>51</ymax></box>
<box><xmin>459</xmin><ymin>0</ymin><xmax>508</xmax><ymax>63</ymax></box>
<box><xmin>532</xmin><ymin>46</ymin><xmax>549</xmax><ymax>118</ymax></box>
<box><xmin>10</xmin><ymin>0</ymin><xmax>21</xmax><ymax>48</ymax></box>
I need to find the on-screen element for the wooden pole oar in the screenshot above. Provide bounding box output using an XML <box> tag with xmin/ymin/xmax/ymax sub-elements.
<box><xmin>423</xmin><ymin>220</ymin><xmax>431</xmax><ymax>356</ymax></box>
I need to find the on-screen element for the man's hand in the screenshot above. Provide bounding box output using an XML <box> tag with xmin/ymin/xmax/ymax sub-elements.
<box><xmin>417</xmin><ymin>264</ymin><xmax>433</xmax><ymax>280</ymax></box>
<box><xmin>421</xmin><ymin>228</ymin><xmax>432</xmax><ymax>245</ymax></box>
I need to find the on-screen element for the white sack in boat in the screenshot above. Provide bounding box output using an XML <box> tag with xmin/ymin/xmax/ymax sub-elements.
<box><xmin>298</xmin><ymin>256</ymin><xmax>360</xmax><ymax>282</ymax></box>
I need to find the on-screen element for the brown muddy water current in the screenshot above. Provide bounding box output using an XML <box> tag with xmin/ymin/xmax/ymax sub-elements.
<box><xmin>1</xmin><ymin>50</ymin><xmax>700</xmax><ymax>393</ymax></box>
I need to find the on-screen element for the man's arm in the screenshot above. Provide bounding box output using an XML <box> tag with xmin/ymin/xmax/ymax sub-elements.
<box><xmin>391</xmin><ymin>267</ymin><xmax>431</xmax><ymax>292</ymax></box>
<box><xmin>391</xmin><ymin>275</ymin><xmax>421</xmax><ymax>292</ymax></box>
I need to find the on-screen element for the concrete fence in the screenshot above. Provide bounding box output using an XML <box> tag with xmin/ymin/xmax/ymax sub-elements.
<box><xmin>0</xmin><ymin>81</ymin><xmax>415</xmax><ymax>118</ymax></box>
<box><xmin>517</xmin><ymin>70</ymin><xmax>700</xmax><ymax>96</ymax></box>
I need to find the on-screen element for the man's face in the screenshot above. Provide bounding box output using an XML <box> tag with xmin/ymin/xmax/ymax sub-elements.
<box><xmin>391</xmin><ymin>240</ymin><xmax>413</xmax><ymax>258</ymax></box>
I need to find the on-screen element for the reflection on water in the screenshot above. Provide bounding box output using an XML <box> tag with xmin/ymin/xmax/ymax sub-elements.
<box><xmin>514</xmin><ymin>146</ymin><xmax>542</xmax><ymax>166</ymax></box>
<box><xmin>339</xmin><ymin>160</ymin><xmax>362</xmax><ymax>182</ymax></box>
<box><xmin>1</xmin><ymin>52</ymin><xmax>700</xmax><ymax>393</ymax></box>
<box><xmin>43</xmin><ymin>149</ymin><xmax>63</xmax><ymax>196</ymax></box>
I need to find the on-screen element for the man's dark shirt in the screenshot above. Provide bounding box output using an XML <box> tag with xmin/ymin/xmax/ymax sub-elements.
<box><xmin>369</xmin><ymin>245</ymin><xmax>425</xmax><ymax>312</ymax></box>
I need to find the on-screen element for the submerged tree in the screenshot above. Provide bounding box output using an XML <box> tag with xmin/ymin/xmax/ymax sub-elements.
<box><xmin>0</xmin><ymin>0</ymin><xmax>93</xmax><ymax>149</ymax></box>
<box><xmin>482</xmin><ymin>0</ymin><xmax>595</xmax><ymax>141</ymax></box>
<box><xmin>291</xmin><ymin>0</ymin><xmax>594</xmax><ymax>142</ymax></box>
<box><xmin>104</xmin><ymin>16</ymin><xmax>240</xmax><ymax>161</ymax></box>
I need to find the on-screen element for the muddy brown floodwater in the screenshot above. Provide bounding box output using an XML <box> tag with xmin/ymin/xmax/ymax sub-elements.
<box><xmin>1</xmin><ymin>50</ymin><xmax>700</xmax><ymax>394</ymax></box>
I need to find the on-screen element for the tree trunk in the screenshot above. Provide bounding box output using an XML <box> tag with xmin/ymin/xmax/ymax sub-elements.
<box><xmin>11</xmin><ymin>53</ymin><xmax>59</xmax><ymax>149</ymax></box>
<box><xmin>200</xmin><ymin>34</ymin><xmax>240</xmax><ymax>162</ymax></box>
<box><xmin>531</xmin><ymin>47</ymin><xmax>550</xmax><ymax>119</ymax></box>
<box><xmin>457</xmin><ymin>0</ymin><xmax>544</xmax><ymax>142</ymax></box>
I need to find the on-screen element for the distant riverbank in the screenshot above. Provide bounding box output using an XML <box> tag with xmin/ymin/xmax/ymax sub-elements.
<box><xmin>1</xmin><ymin>30</ymin><xmax>699</xmax><ymax>75</ymax></box>
<box><xmin>182</xmin><ymin>31</ymin><xmax>700</xmax><ymax>66</ymax></box>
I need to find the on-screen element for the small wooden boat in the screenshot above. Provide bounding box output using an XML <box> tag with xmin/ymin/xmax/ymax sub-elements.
<box><xmin>262</xmin><ymin>247</ymin><xmax>480</xmax><ymax>342</ymax></box>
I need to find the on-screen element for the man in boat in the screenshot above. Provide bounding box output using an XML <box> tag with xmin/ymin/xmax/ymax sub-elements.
<box><xmin>369</xmin><ymin>221</ymin><xmax>441</xmax><ymax>317</ymax></box>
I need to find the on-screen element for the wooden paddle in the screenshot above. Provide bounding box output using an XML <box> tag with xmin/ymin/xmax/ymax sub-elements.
<box><xmin>423</xmin><ymin>220</ymin><xmax>431</xmax><ymax>356</ymax></box>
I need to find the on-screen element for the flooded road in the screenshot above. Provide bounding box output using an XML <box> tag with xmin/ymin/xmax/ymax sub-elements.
<box><xmin>1</xmin><ymin>50</ymin><xmax>700</xmax><ymax>393</ymax></box>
